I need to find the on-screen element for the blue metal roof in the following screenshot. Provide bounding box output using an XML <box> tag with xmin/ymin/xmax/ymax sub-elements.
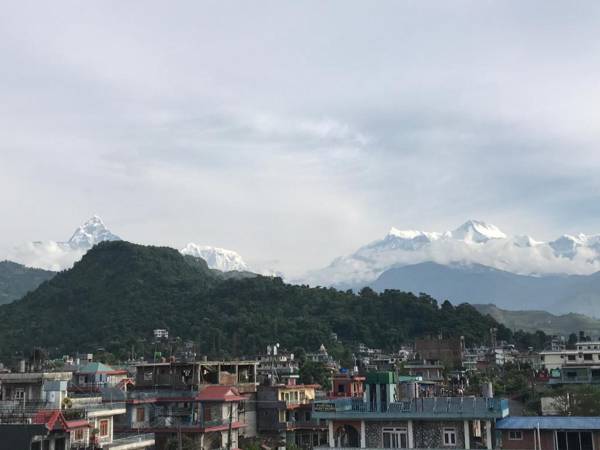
<box><xmin>497</xmin><ymin>417</ymin><xmax>600</xmax><ymax>430</ymax></box>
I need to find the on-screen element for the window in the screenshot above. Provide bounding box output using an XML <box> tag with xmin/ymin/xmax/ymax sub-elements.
<box><xmin>584</xmin><ymin>354</ymin><xmax>593</xmax><ymax>361</ymax></box>
<box><xmin>509</xmin><ymin>431</ymin><xmax>523</xmax><ymax>440</ymax></box>
<box><xmin>383</xmin><ymin>427</ymin><xmax>408</xmax><ymax>448</ymax></box>
<box><xmin>136</xmin><ymin>407</ymin><xmax>145</xmax><ymax>422</ymax></box>
<box><xmin>99</xmin><ymin>419</ymin><xmax>109</xmax><ymax>437</ymax></box>
<box><xmin>74</xmin><ymin>429</ymin><xmax>84</xmax><ymax>441</ymax></box>
<box><xmin>13</xmin><ymin>388</ymin><xmax>25</xmax><ymax>402</ymax></box>
<box><xmin>443</xmin><ymin>428</ymin><xmax>457</xmax><ymax>446</ymax></box>
<box><xmin>541</xmin><ymin>355</ymin><xmax>545</xmax><ymax>361</ymax></box>
<box><xmin>568</xmin><ymin>355</ymin><xmax>576</xmax><ymax>361</ymax></box>
<box><xmin>557</xmin><ymin>431</ymin><xmax>593</xmax><ymax>450</ymax></box>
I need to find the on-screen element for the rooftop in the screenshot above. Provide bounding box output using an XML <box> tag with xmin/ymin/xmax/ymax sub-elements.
<box><xmin>313</xmin><ymin>397</ymin><xmax>509</xmax><ymax>420</ymax></box>
<box><xmin>497</xmin><ymin>416</ymin><xmax>600</xmax><ymax>430</ymax></box>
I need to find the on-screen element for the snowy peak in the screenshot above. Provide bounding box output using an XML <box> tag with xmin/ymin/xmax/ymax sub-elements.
<box><xmin>180</xmin><ymin>243</ymin><xmax>249</xmax><ymax>272</ymax></box>
<box><xmin>450</xmin><ymin>220</ymin><xmax>506</xmax><ymax>243</ymax></box>
<box><xmin>67</xmin><ymin>215</ymin><xmax>121</xmax><ymax>249</ymax></box>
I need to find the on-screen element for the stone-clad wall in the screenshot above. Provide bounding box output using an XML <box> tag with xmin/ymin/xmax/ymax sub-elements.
<box><xmin>365</xmin><ymin>420</ymin><xmax>409</xmax><ymax>448</ymax></box>
<box><xmin>414</xmin><ymin>420</ymin><xmax>465</xmax><ymax>449</ymax></box>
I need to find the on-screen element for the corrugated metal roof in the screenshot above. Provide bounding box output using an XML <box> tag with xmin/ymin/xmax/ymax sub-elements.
<box><xmin>497</xmin><ymin>416</ymin><xmax>600</xmax><ymax>430</ymax></box>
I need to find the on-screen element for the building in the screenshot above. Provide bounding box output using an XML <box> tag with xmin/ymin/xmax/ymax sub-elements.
<box><xmin>0</xmin><ymin>370</ymin><xmax>153</xmax><ymax>450</ymax></box>
<box><xmin>153</xmin><ymin>329</ymin><xmax>169</xmax><ymax>340</ymax></box>
<box><xmin>331</xmin><ymin>373</ymin><xmax>365</xmax><ymax>399</ymax></box>
<box><xmin>257</xmin><ymin>380</ymin><xmax>327</xmax><ymax>449</ymax></box>
<box><xmin>0</xmin><ymin>371</ymin><xmax>72</xmax><ymax>407</ymax></box>
<box><xmin>497</xmin><ymin>416</ymin><xmax>600</xmax><ymax>450</ymax></box>
<box><xmin>123</xmin><ymin>384</ymin><xmax>246</xmax><ymax>450</ymax></box>
<box><xmin>312</xmin><ymin>372</ymin><xmax>509</xmax><ymax>449</ymax></box>
<box><xmin>540</xmin><ymin>341</ymin><xmax>600</xmax><ymax>385</ymax></box>
<box><xmin>70</xmin><ymin>362</ymin><xmax>130</xmax><ymax>393</ymax></box>
<box><xmin>415</xmin><ymin>336</ymin><xmax>465</xmax><ymax>369</ymax></box>
<box><xmin>403</xmin><ymin>361</ymin><xmax>445</xmax><ymax>382</ymax></box>
<box><xmin>120</xmin><ymin>359</ymin><xmax>259</xmax><ymax>450</ymax></box>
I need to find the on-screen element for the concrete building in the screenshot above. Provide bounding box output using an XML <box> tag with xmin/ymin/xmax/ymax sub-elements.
<box><xmin>257</xmin><ymin>381</ymin><xmax>327</xmax><ymax>449</ymax></box>
<box><xmin>497</xmin><ymin>416</ymin><xmax>600</xmax><ymax>450</ymax></box>
<box><xmin>312</xmin><ymin>372</ymin><xmax>509</xmax><ymax>449</ymax></box>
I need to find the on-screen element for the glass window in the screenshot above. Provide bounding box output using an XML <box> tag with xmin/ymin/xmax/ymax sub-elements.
<box><xmin>443</xmin><ymin>428</ymin><xmax>457</xmax><ymax>446</ymax></box>
<box><xmin>556</xmin><ymin>431</ymin><xmax>593</xmax><ymax>450</ymax></box>
<box><xmin>383</xmin><ymin>427</ymin><xmax>408</xmax><ymax>448</ymax></box>
<box><xmin>99</xmin><ymin>419</ymin><xmax>109</xmax><ymax>437</ymax></box>
<box><xmin>509</xmin><ymin>431</ymin><xmax>523</xmax><ymax>440</ymax></box>
<box><xmin>136</xmin><ymin>407</ymin><xmax>145</xmax><ymax>422</ymax></box>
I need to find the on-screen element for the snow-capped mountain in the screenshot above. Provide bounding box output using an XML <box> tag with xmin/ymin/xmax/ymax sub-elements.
<box><xmin>66</xmin><ymin>215</ymin><xmax>121</xmax><ymax>249</ymax></box>
<box><xmin>180</xmin><ymin>243</ymin><xmax>250</xmax><ymax>272</ymax></box>
<box><xmin>8</xmin><ymin>215</ymin><xmax>122</xmax><ymax>271</ymax></box>
<box><xmin>302</xmin><ymin>220</ymin><xmax>600</xmax><ymax>287</ymax></box>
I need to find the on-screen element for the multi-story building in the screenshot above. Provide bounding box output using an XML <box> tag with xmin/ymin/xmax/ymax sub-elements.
<box><xmin>540</xmin><ymin>341</ymin><xmax>600</xmax><ymax>385</ymax></box>
<box><xmin>415</xmin><ymin>336</ymin><xmax>465</xmax><ymax>369</ymax></box>
<box><xmin>312</xmin><ymin>372</ymin><xmax>509</xmax><ymax>449</ymax></box>
<box><xmin>331</xmin><ymin>373</ymin><xmax>365</xmax><ymax>399</ymax></box>
<box><xmin>257</xmin><ymin>380</ymin><xmax>327</xmax><ymax>449</ymax></box>
<box><xmin>70</xmin><ymin>362</ymin><xmax>130</xmax><ymax>393</ymax></box>
<box><xmin>119</xmin><ymin>359</ymin><xmax>259</xmax><ymax>450</ymax></box>
<box><xmin>0</xmin><ymin>369</ymin><xmax>153</xmax><ymax>450</ymax></box>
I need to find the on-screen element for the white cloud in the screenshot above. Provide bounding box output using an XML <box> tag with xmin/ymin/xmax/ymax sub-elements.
<box><xmin>2</xmin><ymin>2</ymin><xmax>600</xmax><ymax>275</ymax></box>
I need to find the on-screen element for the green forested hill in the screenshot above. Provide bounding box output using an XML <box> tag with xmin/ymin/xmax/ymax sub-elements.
<box><xmin>0</xmin><ymin>241</ymin><xmax>516</xmax><ymax>360</ymax></box>
<box><xmin>473</xmin><ymin>303</ymin><xmax>600</xmax><ymax>336</ymax></box>
<box><xmin>0</xmin><ymin>260</ymin><xmax>56</xmax><ymax>305</ymax></box>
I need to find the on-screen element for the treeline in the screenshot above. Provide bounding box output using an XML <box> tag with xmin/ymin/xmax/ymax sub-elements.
<box><xmin>0</xmin><ymin>241</ymin><xmax>545</xmax><ymax>361</ymax></box>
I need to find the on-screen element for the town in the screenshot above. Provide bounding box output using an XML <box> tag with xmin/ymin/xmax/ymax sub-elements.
<box><xmin>1</xmin><ymin>327</ymin><xmax>599</xmax><ymax>450</ymax></box>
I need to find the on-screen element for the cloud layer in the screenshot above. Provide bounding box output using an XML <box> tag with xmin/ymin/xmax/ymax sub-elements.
<box><xmin>2</xmin><ymin>2</ymin><xmax>600</xmax><ymax>275</ymax></box>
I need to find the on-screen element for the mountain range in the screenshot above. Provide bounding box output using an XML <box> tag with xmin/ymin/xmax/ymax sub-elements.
<box><xmin>6</xmin><ymin>215</ymin><xmax>253</xmax><ymax>273</ymax></box>
<box><xmin>6</xmin><ymin>217</ymin><xmax>600</xmax><ymax>319</ymax></box>
<box><xmin>369</xmin><ymin>261</ymin><xmax>600</xmax><ymax>317</ymax></box>
<box><xmin>472</xmin><ymin>304</ymin><xmax>600</xmax><ymax>337</ymax></box>
<box><xmin>0</xmin><ymin>240</ymin><xmax>510</xmax><ymax>360</ymax></box>
<box><xmin>303</xmin><ymin>219</ymin><xmax>600</xmax><ymax>288</ymax></box>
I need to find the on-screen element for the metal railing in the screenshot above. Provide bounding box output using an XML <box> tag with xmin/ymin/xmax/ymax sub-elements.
<box><xmin>313</xmin><ymin>397</ymin><xmax>507</xmax><ymax>419</ymax></box>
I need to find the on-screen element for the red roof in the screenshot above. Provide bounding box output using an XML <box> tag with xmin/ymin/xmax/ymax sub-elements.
<box><xmin>196</xmin><ymin>386</ymin><xmax>246</xmax><ymax>402</ymax></box>
<box><xmin>33</xmin><ymin>410</ymin><xmax>91</xmax><ymax>431</ymax></box>
<box><xmin>65</xmin><ymin>420</ymin><xmax>91</xmax><ymax>430</ymax></box>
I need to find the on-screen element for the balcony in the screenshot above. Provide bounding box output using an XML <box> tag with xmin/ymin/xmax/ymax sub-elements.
<box><xmin>313</xmin><ymin>397</ymin><xmax>508</xmax><ymax>420</ymax></box>
<box><xmin>104</xmin><ymin>433</ymin><xmax>155</xmax><ymax>449</ymax></box>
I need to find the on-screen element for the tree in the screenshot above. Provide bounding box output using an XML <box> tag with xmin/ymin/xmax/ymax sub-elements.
<box><xmin>165</xmin><ymin>435</ymin><xmax>198</xmax><ymax>450</ymax></box>
<box><xmin>552</xmin><ymin>385</ymin><xmax>600</xmax><ymax>416</ymax></box>
<box><xmin>299</xmin><ymin>360</ymin><xmax>331</xmax><ymax>391</ymax></box>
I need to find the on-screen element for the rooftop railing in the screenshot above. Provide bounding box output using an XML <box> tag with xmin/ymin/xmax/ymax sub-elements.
<box><xmin>313</xmin><ymin>397</ymin><xmax>508</xmax><ymax>420</ymax></box>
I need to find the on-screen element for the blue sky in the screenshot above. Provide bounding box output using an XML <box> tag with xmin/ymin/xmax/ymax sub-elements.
<box><xmin>2</xmin><ymin>1</ymin><xmax>600</xmax><ymax>275</ymax></box>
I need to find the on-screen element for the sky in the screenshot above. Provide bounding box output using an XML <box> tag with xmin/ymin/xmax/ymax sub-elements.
<box><xmin>2</xmin><ymin>1</ymin><xmax>600</xmax><ymax>276</ymax></box>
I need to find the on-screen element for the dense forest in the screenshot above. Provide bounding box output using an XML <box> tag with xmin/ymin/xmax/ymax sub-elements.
<box><xmin>0</xmin><ymin>260</ymin><xmax>55</xmax><ymax>305</ymax></box>
<box><xmin>0</xmin><ymin>241</ymin><xmax>546</xmax><ymax>362</ymax></box>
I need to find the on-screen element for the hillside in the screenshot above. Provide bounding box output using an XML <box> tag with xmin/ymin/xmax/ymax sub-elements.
<box><xmin>0</xmin><ymin>260</ymin><xmax>56</xmax><ymax>305</ymax></box>
<box><xmin>0</xmin><ymin>241</ymin><xmax>513</xmax><ymax>360</ymax></box>
<box><xmin>370</xmin><ymin>262</ymin><xmax>600</xmax><ymax>316</ymax></box>
<box><xmin>473</xmin><ymin>304</ymin><xmax>600</xmax><ymax>336</ymax></box>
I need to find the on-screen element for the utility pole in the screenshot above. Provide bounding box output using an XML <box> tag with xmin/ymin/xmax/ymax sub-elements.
<box><xmin>227</xmin><ymin>401</ymin><xmax>233</xmax><ymax>450</ymax></box>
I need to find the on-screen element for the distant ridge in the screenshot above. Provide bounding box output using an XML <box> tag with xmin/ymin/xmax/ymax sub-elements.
<box><xmin>369</xmin><ymin>261</ymin><xmax>600</xmax><ymax>317</ymax></box>
<box><xmin>0</xmin><ymin>260</ymin><xmax>55</xmax><ymax>305</ymax></box>
<box><xmin>473</xmin><ymin>304</ymin><xmax>600</xmax><ymax>336</ymax></box>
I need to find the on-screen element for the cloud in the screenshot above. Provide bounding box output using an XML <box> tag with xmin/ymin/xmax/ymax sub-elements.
<box><xmin>2</xmin><ymin>2</ymin><xmax>600</xmax><ymax>275</ymax></box>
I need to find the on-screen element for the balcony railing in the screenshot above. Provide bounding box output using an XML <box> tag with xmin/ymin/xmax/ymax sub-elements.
<box><xmin>104</xmin><ymin>433</ymin><xmax>155</xmax><ymax>449</ymax></box>
<box><xmin>313</xmin><ymin>397</ymin><xmax>508</xmax><ymax>420</ymax></box>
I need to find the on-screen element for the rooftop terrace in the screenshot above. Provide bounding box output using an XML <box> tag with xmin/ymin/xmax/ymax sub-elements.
<box><xmin>313</xmin><ymin>397</ymin><xmax>509</xmax><ymax>420</ymax></box>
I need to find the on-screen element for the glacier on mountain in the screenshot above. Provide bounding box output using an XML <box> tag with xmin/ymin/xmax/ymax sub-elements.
<box><xmin>302</xmin><ymin>220</ymin><xmax>600</xmax><ymax>287</ymax></box>
<box><xmin>180</xmin><ymin>243</ymin><xmax>250</xmax><ymax>272</ymax></box>
<box><xmin>8</xmin><ymin>216</ymin><xmax>122</xmax><ymax>271</ymax></box>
